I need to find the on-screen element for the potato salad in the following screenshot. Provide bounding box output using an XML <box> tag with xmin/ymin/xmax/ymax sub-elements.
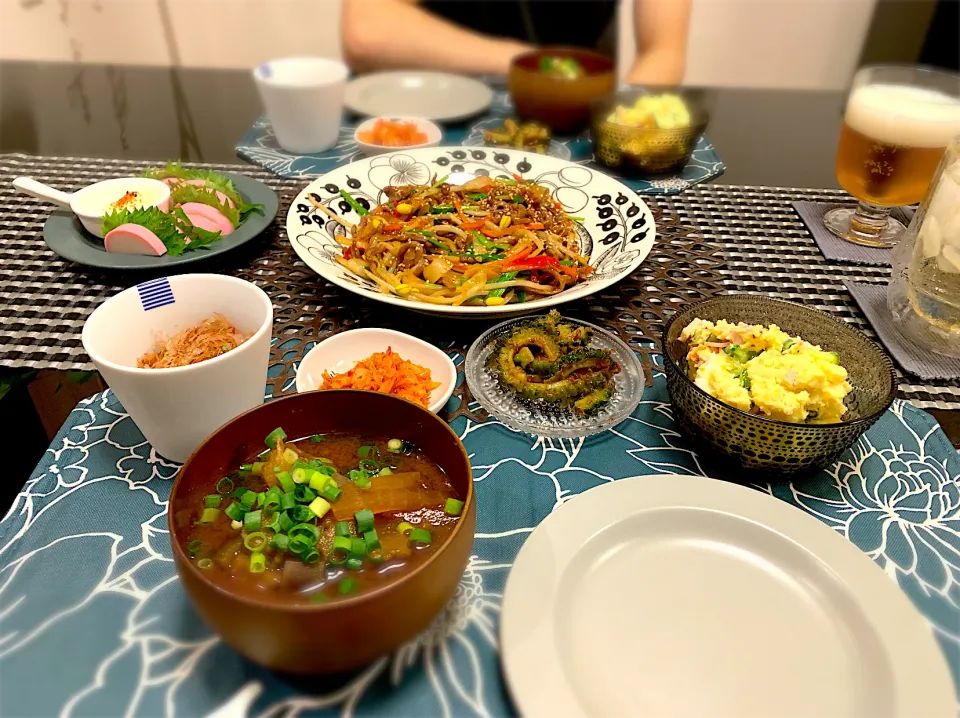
<box><xmin>679</xmin><ymin>319</ymin><xmax>852</xmax><ymax>424</ymax></box>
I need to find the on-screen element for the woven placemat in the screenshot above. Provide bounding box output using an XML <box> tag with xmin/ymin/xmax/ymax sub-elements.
<box><xmin>0</xmin><ymin>153</ymin><xmax>725</xmax><ymax>426</ymax></box>
<box><xmin>845</xmin><ymin>281</ymin><xmax>960</xmax><ymax>381</ymax></box>
<box><xmin>3</xmin><ymin>154</ymin><xmax>959</xmax><ymax>412</ymax></box>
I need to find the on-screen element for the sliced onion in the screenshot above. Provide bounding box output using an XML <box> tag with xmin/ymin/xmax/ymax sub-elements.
<box><xmin>424</xmin><ymin>256</ymin><xmax>453</xmax><ymax>284</ymax></box>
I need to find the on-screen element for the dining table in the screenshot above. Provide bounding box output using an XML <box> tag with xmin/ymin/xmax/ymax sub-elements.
<box><xmin>0</xmin><ymin>60</ymin><xmax>958</xmax><ymax>717</ymax></box>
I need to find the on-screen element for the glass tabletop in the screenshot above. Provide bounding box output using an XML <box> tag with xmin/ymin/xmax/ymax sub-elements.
<box><xmin>1</xmin><ymin>60</ymin><xmax>846</xmax><ymax>189</ymax></box>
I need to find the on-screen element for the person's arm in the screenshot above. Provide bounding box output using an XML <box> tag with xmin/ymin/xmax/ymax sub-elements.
<box><xmin>625</xmin><ymin>0</ymin><xmax>691</xmax><ymax>86</ymax></box>
<box><xmin>341</xmin><ymin>0</ymin><xmax>533</xmax><ymax>75</ymax></box>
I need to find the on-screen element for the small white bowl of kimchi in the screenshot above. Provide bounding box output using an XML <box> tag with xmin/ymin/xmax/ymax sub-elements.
<box><xmin>295</xmin><ymin>328</ymin><xmax>456</xmax><ymax>414</ymax></box>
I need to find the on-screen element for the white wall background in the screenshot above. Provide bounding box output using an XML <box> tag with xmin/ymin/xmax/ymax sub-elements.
<box><xmin>1</xmin><ymin>0</ymin><xmax>875</xmax><ymax>90</ymax></box>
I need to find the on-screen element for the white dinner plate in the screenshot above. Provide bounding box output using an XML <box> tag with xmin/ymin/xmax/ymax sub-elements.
<box><xmin>501</xmin><ymin>475</ymin><xmax>955</xmax><ymax>718</ymax></box>
<box><xmin>285</xmin><ymin>147</ymin><xmax>656</xmax><ymax>317</ymax></box>
<box><xmin>344</xmin><ymin>71</ymin><xmax>493</xmax><ymax>122</ymax></box>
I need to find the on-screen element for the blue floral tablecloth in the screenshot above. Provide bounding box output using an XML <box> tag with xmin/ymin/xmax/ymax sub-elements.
<box><xmin>2</xmin><ymin>369</ymin><xmax>958</xmax><ymax>717</ymax></box>
<box><xmin>235</xmin><ymin>90</ymin><xmax>724</xmax><ymax>195</ymax></box>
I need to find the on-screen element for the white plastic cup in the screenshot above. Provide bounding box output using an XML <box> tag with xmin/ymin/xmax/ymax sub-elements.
<box><xmin>253</xmin><ymin>57</ymin><xmax>349</xmax><ymax>153</ymax></box>
<box><xmin>81</xmin><ymin>274</ymin><xmax>273</xmax><ymax>462</ymax></box>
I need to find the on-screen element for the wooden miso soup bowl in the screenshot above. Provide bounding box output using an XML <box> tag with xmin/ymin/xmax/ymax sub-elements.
<box><xmin>168</xmin><ymin>389</ymin><xmax>475</xmax><ymax>674</ymax></box>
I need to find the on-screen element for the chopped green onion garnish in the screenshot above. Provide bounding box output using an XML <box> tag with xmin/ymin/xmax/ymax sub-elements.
<box><xmin>249</xmin><ymin>552</ymin><xmax>266</xmax><ymax>573</ymax></box>
<box><xmin>244</xmin><ymin>510</ymin><xmax>262</xmax><ymax>531</ymax></box>
<box><xmin>357</xmin><ymin>445</ymin><xmax>375</xmax><ymax>458</ymax></box>
<box><xmin>269</xmin><ymin>533</ymin><xmax>290</xmax><ymax>552</ymax></box>
<box><xmin>409</xmin><ymin>528</ymin><xmax>433</xmax><ymax>545</ymax></box>
<box><xmin>310</xmin><ymin>434</ymin><xmax>326</xmax><ymax>443</ymax></box>
<box><xmin>302</xmin><ymin>548</ymin><xmax>321</xmax><ymax>564</ymax></box>
<box><xmin>291</xmin><ymin>467</ymin><xmax>308</xmax><ymax>485</ymax></box>
<box><xmin>309</xmin><ymin>497</ymin><xmax>331</xmax><ymax>519</ymax></box>
<box><xmin>397</xmin><ymin>521</ymin><xmax>414</xmax><ymax>535</ymax></box>
<box><xmin>267</xmin><ymin>512</ymin><xmax>283</xmax><ymax>532</ymax></box>
<box><xmin>309</xmin><ymin>471</ymin><xmax>331</xmax><ymax>492</ymax></box>
<box><xmin>216</xmin><ymin>477</ymin><xmax>235</xmax><ymax>495</ymax></box>
<box><xmin>355</xmin><ymin>509</ymin><xmax>375</xmax><ymax>534</ymax></box>
<box><xmin>224</xmin><ymin>502</ymin><xmax>245</xmax><ymax>522</ymax></box>
<box><xmin>368</xmin><ymin>548</ymin><xmax>385</xmax><ymax>564</ymax></box>
<box><xmin>289</xmin><ymin>522</ymin><xmax>321</xmax><ymax>542</ymax></box>
<box><xmin>244</xmin><ymin>531</ymin><xmax>267</xmax><ymax>552</ymax></box>
<box><xmin>288</xmin><ymin>535</ymin><xmax>312</xmax><ymax>555</ymax></box>
<box><xmin>358</xmin><ymin>459</ymin><xmax>379</xmax><ymax>474</ymax></box>
<box><xmin>387</xmin><ymin>438</ymin><xmax>403</xmax><ymax>452</ymax></box>
<box><xmin>279</xmin><ymin>511</ymin><xmax>295</xmax><ymax>532</ymax></box>
<box><xmin>233</xmin><ymin>486</ymin><xmax>249</xmax><ymax>498</ymax></box>
<box><xmin>276</xmin><ymin>471</ymin><xmax>295</xmax><ymax>493</ymax></box>
<box><xmin>282</xmin><ymin>448</ymin><xmax>298</xmax><ymax>463</ymax></box>
<box><xmin>251</xmin><ymin>462</ymin><xmax>264</xmax><ymax>475</ymax></box>
<box><xmin>195</xmin><ymin>507</ymin><xmax>220</xmax><ymax>525</ymax></box>
<box><xmin>333</xmin><ymin>535</ymin><xmax>352</xmax><ymax>553</ymax></box>
<box><xmin>364</xmin><ymin>529</ymin><xmax>381</xmax><ymax>552</ymax></box>
<box><xmin>264</xmin><ymin>427</ymin><xmax>287</xmax><ymax>448</ymax></box>
<box><xmin>444</xmin><ymin>498</ymin><xmax>464</xmax><ymax>516</ymax></box>
<box><xmin>280</xmin><ymin>491</ymin><xmax>296</xmax><ymax>511</ymax></box>
<box><xmin>196</xmin><ymin>558</ymin><xmax>214</xmax><ymax>570</ymax></box>
<box><xmin>349</xmin><ymin>537</ymin><xmax>366</xmax><ymax>557</ymax></box>
<box><xmin>335</xmin><ymin>521</ymin><xmax>352</xmax><ymax>537</ymax></box>
<box><xmin>256</xmin><ymin>491</ymin><xmax>265</xmax><ymax>508</ymax></box>
<box><xmin>338</xmin><ymin>577</ymin><xmax>358</xmax><ymax>595</ymax></box>
<box><xmin>294</xmin><ymin>485</ymin><xmax>317</xmax><ymax>504</ymax></box>
<box><xmin>378</xmin><ymin>467</ymin><xmax>393</xmax><ymax>476</ymax></box>
<box><xmin>187</xmin><ymin>540</ymin><xmax>203</xmax><ymax>557</ymax></box>
<box><xmin>240</xmin><ymin>490</ymin><xmax>257</xmax><ymax>510</ymax></box>
<box><xmin>309</xmin><ymin>592</ymin><xmax>329</xmax><ymax>604</ymax></box>
<box><xmin>290</xmin><ymin>505</ymin><xmax>313</xmax><ymax>523</ymax></box>
<box><xmin>354</xmin><ymin>477</ymin><xmax>371</xmax><ymax>489</ymax></box>
<box><xmin>346</xmin><ymin>557</ymin><xmax>364</xmax><ymax>571</ymax></box>
<box><xmin>263</xmin><ymin>493</ymin><xmax>282</xmax><ymax>515</ymax></box>
<box><xmin>203</xmin><ymin>495</ymin><xmax>221</xmax><ymax>509</ymax></box>
<box><xmin>320</xmin><ymin>484</ymin><xmax>342</xmax><ymax>502</ymax></box>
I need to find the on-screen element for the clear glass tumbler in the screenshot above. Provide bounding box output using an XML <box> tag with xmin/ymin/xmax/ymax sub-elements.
<box><xmin>827</xmin><ymin>66</ymin><xmax>960</xmax><ymax>248</ymax></box>
<box><xmin>888</xmin><ymin>136</ymin><xmax>960</xmax><ymax>357</ymax></box>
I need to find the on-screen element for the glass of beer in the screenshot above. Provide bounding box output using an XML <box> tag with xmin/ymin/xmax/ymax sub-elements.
<box><xmin>826</xmin><ymin>65</ymin><xmax>960</xmax><ymax>247</ymax></box>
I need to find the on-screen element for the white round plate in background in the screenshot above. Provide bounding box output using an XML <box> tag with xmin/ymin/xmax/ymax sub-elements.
<box><xmin>285</xmin><ymin>147</ymin><xmax>656</xmax><ymax>317</ymax></box>
<box><xmin>501</xmin><ymin>475</ymin><xmax>955</xmax><ymax>718</ymax></box>
<box><xmin>344</xmin><ymin>71</ymin><xmax>493</xmax><ymax>122</ymax></box>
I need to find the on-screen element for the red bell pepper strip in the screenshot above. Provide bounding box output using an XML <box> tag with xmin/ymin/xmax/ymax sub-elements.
<box><xmin>459</xmin><ymin>220</ymin><xmax>485</xmax><ymax>230</ymax></box>
<box><xmin>503</xmin><ymin>255</ymin><xmax>562</xmax><ymax>271</ymax></box>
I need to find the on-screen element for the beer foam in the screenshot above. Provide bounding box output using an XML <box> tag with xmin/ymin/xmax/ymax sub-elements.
<box><xmin>845</xmin><ymin>84</ymin><xmax>960</xmax><ymax>148</ymax></box>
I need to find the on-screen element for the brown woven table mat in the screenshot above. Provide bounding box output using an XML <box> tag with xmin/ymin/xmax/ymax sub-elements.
<box><xmin>1</xmin><ymin>153</ymin><xmax>957</xmax><ymax>414</ymax></box>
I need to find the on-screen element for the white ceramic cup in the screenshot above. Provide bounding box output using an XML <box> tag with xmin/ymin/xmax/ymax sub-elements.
<box><xmin>81</xmin><ymin>274</ymin><xmax>273</xmax><ymax>462</ymax></box>
<box><xmin>254</xmin><ymin>57</ymin><xmax>349</xmax><ymax>153</ymax></box>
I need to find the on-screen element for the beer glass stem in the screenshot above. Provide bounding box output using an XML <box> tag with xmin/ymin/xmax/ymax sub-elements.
<box><xmin>849</xmin><ymin>201</ymin><xmax>893</xmax><ymax>238</ymax></box>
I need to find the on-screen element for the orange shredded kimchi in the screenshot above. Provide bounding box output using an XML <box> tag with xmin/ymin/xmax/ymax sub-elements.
<box><xmin>138</xmin><ymin>313</ymin><xmax>248</xmax><ymax>369</ymax></box>
<box><xmin>320</xmin><ymin>347</ymin><xmax>439</xmax><ymax>407</ymax></box>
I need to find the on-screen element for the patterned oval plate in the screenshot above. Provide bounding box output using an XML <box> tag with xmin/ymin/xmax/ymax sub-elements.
<box><xmin>285</xmin><ymin>147</ymin><xmax>656</xmax><ymax>317</ymax></box>
<box><xmin>465</xmin><ymin>315</ymin><xmax>645</xmax><ymax>437</ymax></box>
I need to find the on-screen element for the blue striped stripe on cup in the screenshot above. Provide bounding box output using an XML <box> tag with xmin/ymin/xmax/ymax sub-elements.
<box><xmin>137</xmin><ymin>277</ymin><xmax>175</xmax><ymax>311</ymax></box>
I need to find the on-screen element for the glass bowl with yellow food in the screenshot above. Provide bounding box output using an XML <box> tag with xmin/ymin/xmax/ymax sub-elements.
<box><xmin>662</xmin><ymin>296</ymin><xmax>896</xmax><ymax>473</ymax></box>
<box><xmin>590</xmin><ymin>89</ymin><xmax>709</xmax><ymax>174</ymax></box>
